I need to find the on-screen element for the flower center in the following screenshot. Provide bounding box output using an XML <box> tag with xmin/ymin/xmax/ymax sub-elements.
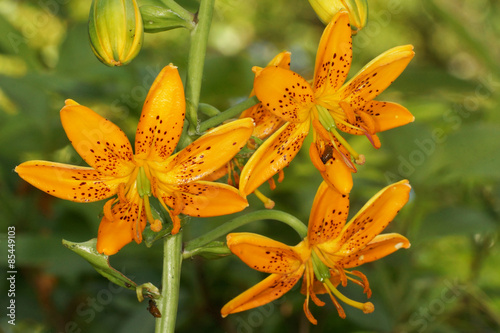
<box><xmin>136</xmin><ymin>165</ymin><xmax>162</xmax><ymax>232</ymax></box>
<box><xmin>314</xmin><ymin>104</ymin><xmax>365</xmax><ymax>165</ymax></box>
<box><xmin>305</xmin><ymin>247</ymin><xmax>374</xmax><ymax>319</ymax></box>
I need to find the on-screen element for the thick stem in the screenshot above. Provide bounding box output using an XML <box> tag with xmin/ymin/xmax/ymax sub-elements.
<box><xmin>198</xmin><ymin>95</ymin><xmax>260</xmax><ymax>133</ymax></box>
<box><xmin>184</xmin><ymin>210</ymin><xmax>307</xmax><ymax>253</ymax></box>
<box><xmin>155</xmin><ymin>231</ymin><xmax>183</xmax><ymax>333</ymax></box>
<box><xmin>185</xmin><ymin>0</ymin><xmax>215</xmax><ymax>135</ymax></box>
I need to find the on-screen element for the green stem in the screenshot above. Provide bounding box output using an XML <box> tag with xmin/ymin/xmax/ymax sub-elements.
<box><xmin>155</xmin><ymin>231</ymin><xmax>183</xmax><ymax>333</ymax></box>
<box><xmin>160</xmin><ymin>0</ymin><xmax>195</xmax><ymax>23</ymax></box>
<box><xmin>185</xmin><ymin>0</ymin><xmax>215</xmax><ymax>135</ymax></box>
<box><xmin>198</xmin><ymin>95</ymin><xmax>259</xmax><ymax>133</ymax></box>
<box><xmin>184</xmin><ymin>210</ymin><xmax>307</xmax><ymax>252</ymax></box>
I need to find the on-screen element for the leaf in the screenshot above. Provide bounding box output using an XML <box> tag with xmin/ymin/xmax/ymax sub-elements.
<box><xmin>183</xmin><ymin>240</ymin><xmax>232</xmax><ymax>260</ymax></box>
<box><xmin>62</xmin><ymin>238</ymin><xmax>137</xmax><ymax>290</ymax></box>
<box><xmin>140</xmin><ymin>5</ymin><xmax>193</xmax><ymax>33</ymax></box>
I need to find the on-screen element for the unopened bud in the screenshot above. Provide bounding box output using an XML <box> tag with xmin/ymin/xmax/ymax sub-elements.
<box><xmin>308</xmin><ymin>0</ymin><xmax>368</xmax><ymax>33</ymax></box>
<box><xmin>88</xmin><ymin>0</ymin><xmax>144</xmax><ymax>66</ymax></box>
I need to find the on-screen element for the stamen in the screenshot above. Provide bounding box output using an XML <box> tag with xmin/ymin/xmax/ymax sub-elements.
<box><xmin>172</xmin><ymin>191</ymin><xmax>184</xmax><ymax>216</ymax></box>
<box><xmin>103</xmin><ymin>198</ymin><xmax>116</xmax><ymax>221</ymax></box>
<box><xmin>117</xmin><ymin>183</ymin><xmax>127</xmax><ymax>202</ymax></box>
<box><xmin>150</xmin><ymin>219</ymin><xmax>162</xmax><ymax>232</ymax></box>
<box><xmin>143</xmin><ymin>194</ymin><xmax>162</xmax><ymax>232</ymax></box>
<box><xmin>303</xmin><ymin>264</ymin><xmax>320</xmax><ymax>324</ymax></box>
<box><xmin>134</xmin><ymin>201</ymin><xmax>144</xmax><ymax>244</ymax></box>
<box><xmin>357</xmin><ymin>111</ymin><xmax>376</xmax><ymax>134</ymax></box>
<box><xmin>157</xmin><ymin>195</ymin><xmax>182</xmax><ymax>235</ymax></box>
<box><xmin>303</xmin><ymin>299</ymin><xmax>318</xmax><ymax>325</ymax></box>
<box><xmin>267</xmin><ymin>177</ymin><xmax>276</xmax><ymax>190</ymax></box>
<box><xmin>348</xmin><ymin>270</ymin><xmax>372</xmax><ymax>298</ymax></box>
<box><xmin>277</xmin><ymin>169</ymin><xmax>285</xmax><ymax>183</ymax></box>
<box><xmin>338</xmin><ymin>101</ymin><xmax>356</xmax><ymax>124</ymax></box>
<box><xmin>323</xmin><ymin>284</ymin><xmax>346</xmax><ymax>318</ymax></box>
<box><xmin>324</xmin><ymin>279</ymin><xmax>374</xmax><ymax>314</ymax></box>
<box><xmin>254</xmin><ymin>189</ymin><xmax>275</xmax><ymax>209</ymax></box>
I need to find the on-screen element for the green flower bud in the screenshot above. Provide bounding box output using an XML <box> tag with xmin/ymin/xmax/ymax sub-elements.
<box><xmin>308</xmin><ymin>0</ymin><xmax>368</xmax><ymax>33</ymax></box>
<box><xmin>88</xmin><ymin>0</ymin><xmax>144</xmax><ymax>66</ymax></box>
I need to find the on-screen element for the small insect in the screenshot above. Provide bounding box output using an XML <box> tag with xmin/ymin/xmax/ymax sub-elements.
<box><xmin>148</xmin><ymin>299</ymin><xmax>162</xmax><ymax>318</ymax></box>
<box><xmin>320</xmin><ymin>145</ymin><xmax>334</xmax><ymax>164</ymax></box>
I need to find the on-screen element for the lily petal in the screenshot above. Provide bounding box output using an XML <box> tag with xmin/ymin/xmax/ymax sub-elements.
<box><xmin>313</xmin><ymin>11</ymin><xmax>352</xmax><ymax>97</ymax></box>
<box><xmin>310</xmin><ymin>141</ymin><xmax>354</xmax><ymax>194</ymax></box>
<box><xmin>249</xmin><ymin>51</ymin><xmax>292</xmax><ymax>96</ymax></box>
<box><xmin>240</xmin><ymin>103</ymin><xmax>286</xmax><ymax>139</ymax></box>
<box><xmin>307</xmin><ymin>181</ymin><xmax>350</xmax><ymax>246</ymax></box>
<box><xmin>239</xmin><ymin>121</ymin><xmax>310</xmax><ymax>197</ymax></box>
<box><xmin>227</xmin><ymin>233</ymin><xmax>304</xmax><ymax>274</ymax></box>
<box><xmin>159</xmin><ymin>181</ymin><xmax>248</xmax><ymax>217</ymax></box>
<box><xmin>15</xmin><ymin>161</ymin><xmax>123</xmax><ymax>203</ymax></box>
<box><xmin>254</xmin><ymin>66</ymin><xmax>314</xmax><ymax>123</ymax></box>
<box><xmin>134</xmin><ymin>65</ymin><xmax>186</xmax><ymax>162</ymax></box>
<box><xmin>155</xmin><ymin>118</ymin><xmax>254</xmax><ymax>184</ymax></box>
<box><xmin>338</xmin><ymin>180</ymin><xmax>411</xmax><ymax>256</ymax></box>
<box><xmin>60</xmin><ymin>100</ymin><xmax>135</xmax><ymax>177</ymax></box>
<box><xmin>359</xmin><ymin>101</ymin><xmax>415</xmax><ymax>133</ymax></box>
<box><xmin>339</xmin><ymin>45</ymin><xmax>414</xmax><ymax>108</ymax></box>
<box><xmin>243</xmin><ymin>51</ymin><xmax>291</xmax><ymax>139</ymax></box>
<box><xmin>221</xmin><ymin>269</ymin><xmax>304</xmax><ymax>317</ymax></box>
<box><xmin>340</xmin><ymin>233</ymin><xmax>410</xmax><ymax>268</ymax></box>
<box><xmin>96</xmin><ymin>200</ymin><xmax>147</xmax><ymax>255</ymax></box>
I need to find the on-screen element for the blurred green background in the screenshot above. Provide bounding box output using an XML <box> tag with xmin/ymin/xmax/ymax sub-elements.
<box><xmin>1</xmin><ymin>0</ymin><xmax>500</xmax><ymax>332</ymax></box>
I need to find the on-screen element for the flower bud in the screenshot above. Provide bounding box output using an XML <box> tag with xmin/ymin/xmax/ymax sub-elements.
<box><xmin>88</xmin><ymin>0</ymin><xmax>144</xmax><ymax>66</ymax></box>
<box><xmin>308</xmin><ymin>0</ymin><xmax>368</xmax><ymax>33</ymax></box>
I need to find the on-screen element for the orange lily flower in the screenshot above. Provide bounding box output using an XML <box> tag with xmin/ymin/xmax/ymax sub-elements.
<box><xmin>239</xmin><ymin>11</ymin><xmax>414</xmax><ymax>196</ymax></box>
<box><xmin>205</xmin><ymin>51</ymin><xmax>290</xmax><ymax>207</ymax></box>
<box><xmin>221</xmin><ymin>179</ymin><xmax>411</xmax><ymax>324</ymax></box>
<box><xmin>240</xmin><ymin>51</ymin><xmax>290</xmax><ymax>142</ymax></box>
<box><xmin>16</xmin><ymin>64</ymin><xmax>254</xmax><ymax>255</ymax></box>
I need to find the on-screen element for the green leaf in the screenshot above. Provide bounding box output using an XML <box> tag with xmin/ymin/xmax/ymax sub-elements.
<box><xmin>140</xmin><ymin>5</ymin><xmax>194</xmax><ymax>33</ymax></box>
<box><xmin>182</xmin><ymin>240</ymin><xmax>231</xmax><ymax>260</ymax></box>
<box><xmin>62</xmin><ymin>238</ymin><xmax>137</xmax><ymax>290</ymax></box>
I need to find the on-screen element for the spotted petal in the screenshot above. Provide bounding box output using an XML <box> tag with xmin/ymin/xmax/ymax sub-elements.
<box><xmin>221</xmin><ymin>270</ymin><xmax>304</xmax><ymax>317</ymax></box>
<box><xmin>254</xmin><ymin>66</ymin><xmax>314</xmax><ymax>123</ymax></box>
<box><xmin>337</xmin><ymin>180</ymin><xmax>411</xmax><ymax>256</ymax></box>
<box><xmin>339</xmin><ymin>233</ymin><xmax>410</xmax><ymax>268</ymax></box>
<box><xmin>60</xmin><ymin>100</ymin><xmax>135</xmax><ymax>178</ymax></box>
<box><xmin>307</xmin><ymin>181</ymin><xmax>350</xmax><ymax>246</ymax></box>
<box><xmin>313</xmin><ymin>11</ymin><xmax>352</xmax><ymax>97</ymax></box>
<box><xmin>240</xmin><ymin>103</ymin><xmax>286</xmax><ymax>139</ymax></box>
<box><xmin>227</xmin><ymin>233</ymin><xmax>305</xmax><ymax>274</ymax></box>
<box><xmin>359</xmin><ymin>101</ymin><xmax>414</xmax><ymax>133</ymax></box>
<box><xmin>155</xmin><ymin>118</ymin><xmax>254</xmax><ymax>185</ymax></box>
<box><xmin>338</xmin><ymin>45</ymin><xmax>414</xmax><ymax>109</ymax></box>
<box><xmin>96</xmin><ymin>200</ymin><xmax>147</xmax><ymax>255</ymax></box>
<box><xmin>134</xmin><ymin>64</ymin><xmax>186</xmax><ymax>162</ymax></box>
<box><xmin>239</xmin><ymin>121</ymin><xmax>310</xmax><ymax>197</ymax></box>
<box><xmin>309</xmin><ymin>139</ymin><xmax>354</xmax><ymax>194</ymax></box>
<box><xmin>158</xmin><ymin>181</ymin><xmax>248</xmax><ymax>217</ymax></box>
<box><xmin>15</xmin><ymin>161</ymin><xmax>123</xmax><ymax>203</ymax></box>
